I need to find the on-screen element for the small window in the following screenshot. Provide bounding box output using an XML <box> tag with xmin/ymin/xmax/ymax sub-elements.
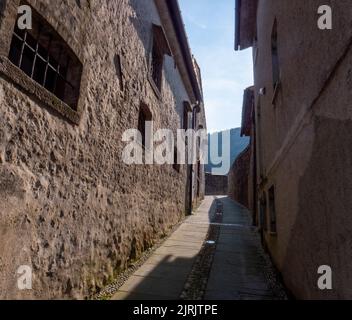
<box><xmin>138</xmin><ymin>104</ymin><xmax>152</xmax><ymax>148</ymax></box>
<box><xmin>8</xmin><ymin>4</ymin><xmax>82</xmax><ymax>110</ymax></box>
<box><xmin>192</xmin><ymin>110</ymin><xmax>197</xmax><ymax>130</ymax></box>
<box><xmin>271</xmin><ymin>20</ymin><xmax>280</xmax><ymax>90</ymax></box>
<box><xmin>149</xmin><ymin>25</ymin><xmax>171</xmax><ymax>94</ymax></box>
<box><xmin>183</xmin><ymin>102</ymin><xmax>191</xmax><ymax>130</ymax></box>
<box><xmin>268</xmin><ymin>186</ymin><xmax>277</xmax><ymax>234</ymax></box>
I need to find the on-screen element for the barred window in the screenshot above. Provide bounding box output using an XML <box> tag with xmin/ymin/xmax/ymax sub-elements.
<box><xmin>8</xmin><ymin>5</ymin><xmax>82</xmax><ymax>110</ymax></box>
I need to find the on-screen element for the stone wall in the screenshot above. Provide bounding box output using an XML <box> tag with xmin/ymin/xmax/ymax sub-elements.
<box><xmin>0</xmin><ymin>0</ymin><xmax>204</xmax><ymax>299</ymax></box>
<box><xmin>205</xmin><ymin>173</ymin><xmax>228</xmax><ymax>196</ymax></box>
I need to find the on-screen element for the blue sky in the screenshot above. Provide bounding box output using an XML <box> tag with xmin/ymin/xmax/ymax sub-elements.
<box><xmin>178</xmin><ymin>0</ymin><xmax>253</xmax><ymax>133</ymax></box>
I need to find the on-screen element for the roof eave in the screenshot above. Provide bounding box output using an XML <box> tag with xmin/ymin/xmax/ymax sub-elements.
<box><xmin>165</xmin><ymin>0</ymin><xmax>203</xmax><ymax>103</ymax></box>
<box><xmin>235</xmin><ymin>0</ymin><xmax>258</xmax><ymax>51</ymax></box>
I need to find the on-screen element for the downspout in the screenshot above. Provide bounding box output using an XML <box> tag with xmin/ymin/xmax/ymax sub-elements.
<box><xmin>235</xmin><ymin>0</ymin><xmax>241</xmax><ymax>51</ymax></box>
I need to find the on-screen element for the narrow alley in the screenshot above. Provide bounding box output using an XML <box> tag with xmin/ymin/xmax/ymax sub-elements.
<box><xmin>1</xmin><ymin>0</ymin><xmax>350</xmax><ymax>305</ymax></box>
<box><xmin>111</xmin><ymin>197</ymin><xmax>287</xmax><ymax>300</ymax></box>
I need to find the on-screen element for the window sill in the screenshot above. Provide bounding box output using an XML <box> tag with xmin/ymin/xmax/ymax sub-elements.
<box><xmin>0</xmin><ymin>56</ymin><xmax>81</xmax><ymax>124</ymax></box>
<box><xmin>272</xmin><ymin>81</ymin><xmax>281</xmax><ymax>106</ymax></box>
<box><xmin>148</xmin><ymin>75</ymin><xmax>162</xmax><ymax>100</ymax></box>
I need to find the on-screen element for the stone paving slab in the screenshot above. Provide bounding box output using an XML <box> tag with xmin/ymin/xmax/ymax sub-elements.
<box><xmin>133</xmin><ymin>262</ymin><xmax>193</xmax><ymax>279</ymax></box>
<box><xmin>112</xmin><ymin>197</ymin><xmax>215</xmax><ymax>300</ymax></box>
<box><xmin>204</xmin><ymin>197</ymin><xmax>287</xmax><ymax>300</ymax></box>
<box><xmin>112</xmin><ymin>291</ymin><xmax>172</xmax><ymax>300</ymax></box>
<box><xmin>143</xmin><ymin>254</ymin><xmax>196</xmax><ymax>268</ymax></box>
<box><xmin>162</xmin><ymin>239</ymin><xmax>204</xmax><ymax>249</ymax></box>
<box><xmin>117</xmin><ymin>275</ymin><xmax>185</xmax><ymax>298</ymax></box>
<box><xmin>153</xmin><ymin>247</ymin><xmax>200</xmax><ymax>258</ymax></box>
<box><xmin>112</xmin><ymin>196</ymin><xmax>287</xmax><ymax>301</ymax></box>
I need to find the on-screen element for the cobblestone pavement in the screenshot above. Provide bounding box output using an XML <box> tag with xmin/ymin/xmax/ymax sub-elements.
<box><xmin>111</xmin><ymin>196</ymin><xmax>287</xmax><ymax>300</ymax></box>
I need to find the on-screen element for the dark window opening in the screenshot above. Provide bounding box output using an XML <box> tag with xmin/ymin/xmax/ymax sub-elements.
<box><xmin>150</xmin><ymin>37</ymin><xmax>163</xmax><ymax>92</ymax></box>
<box><xmin>197</xmin><ymin>160</ymin><xmax>201</xmax><ymax>197</ymax></box>
<box><xmin>269</xmin><ymin>186</ymin><xmax>277</xmax><ymax>234</ymax></box>
<box><xmin>8</xmin><ymin>4</ymin><xmax>82</xmax><ymax>110</ymax></box>
<box><xmin>138</xmin><ymin>104</ymin><xmax>152</xmax><ymax>149</ymax></box>
<box><xmin>183</xmin><ymin>102</ymin><xmax>191</xmax><ymax>130</ymax></box>
<box><xmin>197</xmin><ymin>125</ymin><xmax>204</xmax><ymax>162</ymax></box>
<box><xmin>173</xmin><ymin>147</ymin><xmax>180</xmax><ymax>173</ymax></box>
<box><xmin>260</xmin><ymin>194</ymin><xmax>268</xmax><ymax>231</ymax></box>
<box><xmin>183</xmin><ymin>108</ymin><xmax>189</xmax><ymax>131</ymax></box>
<box><xmin>138</xmin><ymin>110</ymin><xmax>147</xmax><ymax>148</ymax></box>
<box><xmin>192</xmin><ymin>108</ymin><xmax>197</xmax><ymax>130</ymax></box>
<box><xmin>271</xmin><ymin>20</ymin><xmax>280</xmax><ymax>90</ymax></box>
<box><xmin>149</xmin><ymin>25</ymin><xmax>171</xmax><ymax>94</ymax></box>
<box><xmin>114</xmin><ymin>54</ymin><xmax>124</xmax><ymax>91</ymax></box>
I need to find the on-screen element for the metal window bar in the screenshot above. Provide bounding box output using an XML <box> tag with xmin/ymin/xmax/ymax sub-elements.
<box><xmin>30</xmin><ymin>25</ymin><xmax>42</xmax><ymax>78</ymax></box>
<box><xmin>11</xmin><ymin>28</ymin><xmax>75</xmax><ymax>98</ymax></box>
<box><xmin>17</xmin><ymin>29</ymin><xmax>27</xmax><ymax>68</ymax></box>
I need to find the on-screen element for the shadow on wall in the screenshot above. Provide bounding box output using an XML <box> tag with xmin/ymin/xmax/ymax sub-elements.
<box><xmin>282</xmin><ymin>116</ymin><xmax>352</xmax><ymax>299</ymax></box>
<box><xmin>228</xmin><ymin>146</ymin><xmax>250</xmax><ymax>208</ymax></box>
<box><xmin>114</xmin><ymin>198</ymin><xmax>220</xmax><ymax>300</ymax></box>
<box><xmin>128</xmin><ymin>0</ymin><xmax>156</xmax><ymax>67</ymax></box>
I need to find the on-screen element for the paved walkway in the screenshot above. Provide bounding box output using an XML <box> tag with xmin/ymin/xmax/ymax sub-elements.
<box><xmin>112</xmin><ymin>196</ymin><xmax>286</xmax><ymax>300</ymax></box>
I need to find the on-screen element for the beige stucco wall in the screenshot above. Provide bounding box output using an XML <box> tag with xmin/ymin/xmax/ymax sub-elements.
<box><xmin>0</xmin><ymin>0</ymin><xmax>205</xmax><ymax>299</ymax></box>
<box><xmin>254</xmin><ymin>0</ymin><xmax>352</xmax><ymax>299</ymax></box>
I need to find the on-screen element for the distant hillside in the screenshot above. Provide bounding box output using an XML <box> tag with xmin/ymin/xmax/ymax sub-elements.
<box><xmin>205</xmin><ymin>128</ymin><xmax>249</xmax><ymax>175</ymax></box>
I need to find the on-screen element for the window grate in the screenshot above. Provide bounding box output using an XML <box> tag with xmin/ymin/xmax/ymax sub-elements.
<box><xmin>8</xmin><ymin>6</ymin><xmax>82</xmax><ymax>111</ymax></box>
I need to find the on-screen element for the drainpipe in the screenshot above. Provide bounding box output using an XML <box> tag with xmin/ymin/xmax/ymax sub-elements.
<box><xmin>189</xmin><ymin>102</ymin><xmax>200</xmax><ymax>212</ymax></box>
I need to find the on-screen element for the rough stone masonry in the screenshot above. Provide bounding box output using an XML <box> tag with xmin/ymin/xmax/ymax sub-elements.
<box><xmin>0</xmin><ymin>0</ymin><xmax>206</xmax><ymax>299</ymax></box>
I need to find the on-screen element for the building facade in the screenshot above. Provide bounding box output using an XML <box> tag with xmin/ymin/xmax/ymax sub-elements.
<box><xmin>0</xmin><ymin>0</ymin><xmax>205</xmax><ymax>299</ymax></box>
<box><xmin>236</xmin><ymin>0</ymin><xmax>352</xmax><ymax>298</ymax></box>
<box><xmin>228</xmin><ymin>147</ymin><xmax>250</xmax><ymax>208</ymax></box>
<box><xmin>228</xmin><ymin>86</ymin><xmax>256</xmax><ymax>215</ymax></box>
<box><xmin>205</xmin><ymin>173</ymin><xmax>228</xmax><ymax>196</ymax></box>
